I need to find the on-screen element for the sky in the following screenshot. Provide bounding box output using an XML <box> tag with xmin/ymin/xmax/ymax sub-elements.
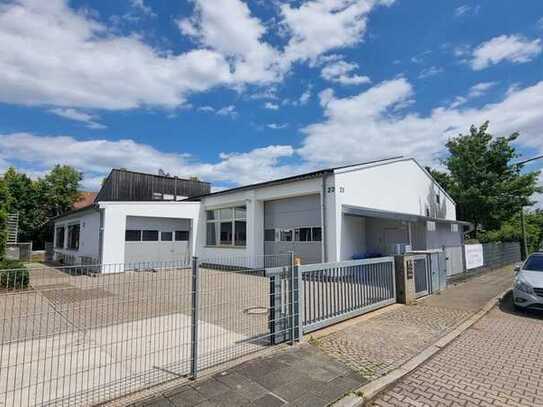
<box><xmin>0</xmin><ymin>0</ymin><xmax>542</xmax><ymax>206</ymax></box>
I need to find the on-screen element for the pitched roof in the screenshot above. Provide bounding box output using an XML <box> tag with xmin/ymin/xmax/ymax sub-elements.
<box><xmin>73</xmin><ymin>191</ymin><xmax>97</xmax><ymax>209</ymax></box>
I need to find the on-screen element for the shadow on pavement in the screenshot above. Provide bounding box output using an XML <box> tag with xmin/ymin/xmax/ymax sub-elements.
<box><xmin>498</xmin><ymin>290</ymin><xmax>543</xmax><ymax>321</ymax></box>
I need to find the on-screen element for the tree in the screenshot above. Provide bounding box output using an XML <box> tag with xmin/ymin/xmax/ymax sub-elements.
<box><xmin>480</xmin><ymin>210</ymin><xmax>543</xmax><ymax>254</ymax></box>
<box><xmin>440</xmin><ymin>122</ymin><xmax>541</xmax><ymax>237</ymax></box>
<box><xmin>38</xmin><ymin>165</ymin><xmax>82</xmax><ymax>218</ymax></box>
<box><xmin>3</xmin><ymin>167</ymin><xmax>44</xmax><ymax>242</ymax></box>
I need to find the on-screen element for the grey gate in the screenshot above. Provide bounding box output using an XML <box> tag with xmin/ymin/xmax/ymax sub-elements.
<box><xmin>412</xmin><ymin>254</ymin><xmax>429</xmax><ymax>298</ymax></box>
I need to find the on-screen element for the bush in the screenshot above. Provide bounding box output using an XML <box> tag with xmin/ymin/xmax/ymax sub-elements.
<box><xmin>0</xmin><ymin>260</ymin><xmax>29</xmax><ymax>290</ymax></box>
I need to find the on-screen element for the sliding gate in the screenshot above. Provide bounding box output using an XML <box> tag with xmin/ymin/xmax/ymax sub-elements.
<box><xmin>299</xmin><ymin>257</ymin><xmax>396</xmax><ymax>333</ymax></box>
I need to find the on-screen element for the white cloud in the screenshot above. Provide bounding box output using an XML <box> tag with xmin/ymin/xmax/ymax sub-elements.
<box><xmin>418</xmin><ymin>66</ymin><xmax>443</xmax><ymax>79</ymax></box>
<box><xmin>0</xmin><ymin>133</ymin><xmax>300</xmax><ymax>189</ymax></box>
<box><xmin>0</xmin><ymin>0</ymin><xmax>232</xmax><ymax>110</ymax></box>
<box><xmin>471</xmin><ymin>34</ymin><xmax>542</xmax><ymax>70</ymax></box>
<box><xmin>298</xmin><ymin>89</ymin><xmax>312</xmax><ymax>105</ymax></box>
<box><xmin>197</xmin><ymin>106</ymin><xmax>215</xmax><ymax>113</ymax></box>
<box><xmin>321</xmin><ymin>60</ymin><xmax>370</xmax><ymax>85</ymax></box>
<box><xmin>280</xmin><ymin>0</ymin><xmax>394</xmax><ymax>65</ymax></box>
<box><xmin>216</xmin><ymin>105</ymin><xmax>238</xmax><ymax>118</ymax></box>
<box><xmin>130</xmin><ymin>0</ymin><xmax>156</xmax><ymax>17</ymax></box>
<box><xmin>299</xmin><ymin>79</ymin><xmax>543</xmax><ymax>168</ymax></box>
<box><xmin>454</xmin><ymin>5</ymin><xmax>479</xmax><ymax>18</ymax></box>
<box><xmin>264</xmin><ymin>102</ymin><xmax>279</xmax><ymax>110</ymax></box>
<box><xmin>450</xmin><ymin>81</ymin><xmax>497</xmax><ymax>108</ymax></box>
<box><xmin>267</xmin><ymin>123</ymin><xmax>287</xmax><ymax>130</ymax></box>
<box><xmin>49</xmin><ymin>108</ymin><xmax>106</xmax><ymax>129</ymax></box>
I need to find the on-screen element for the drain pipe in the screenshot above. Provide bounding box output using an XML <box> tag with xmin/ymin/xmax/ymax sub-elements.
<box><xmin>320</xmin><ymin>173</ymin><xmax>327</xmax><ymax>262</ymax></box>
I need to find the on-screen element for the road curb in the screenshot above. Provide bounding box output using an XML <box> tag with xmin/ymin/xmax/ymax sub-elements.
<box><xmin>332</xmin><ymin>288</ymin><xmax>511</xmax><ymax>407</ymax></box>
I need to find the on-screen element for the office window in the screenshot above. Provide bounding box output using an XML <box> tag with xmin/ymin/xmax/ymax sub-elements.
<box><xmin>175</xmin><ymin>230</ymin><xmax>189</xmax><ymax>241</ymax></box>
<box><xmin>55</xmin><ymin>226</ymin><xmax>65</xmax><ymax>248</ymax></box>
<box><xmin>206</xmin><ymin>206</ymin><xmax>246</xmax><ymax>247</ymax></box>
<box><xmin>67</xmin><ymin>224</ymin><xmax>80</xmax><ymax>250</ymax></box>
<box><xmin>280</xmin><ymin>229</ymin><xmax>293</xmax><ymax>242</ymax></box>
<box><xmin>142</xmin><ymin>230</ymin><xmax>159</xmax><ymax>241</ymax></box>
<box><xmin>125</xmin><ymin>230</ymin><xmax>141</xmax><ymax>241</ymax></box>
<box><xmin>161</xmin><ymin>231</ymin><xmax>173</xmax><ymax>241</ymax></box>
<box><xmin>296</xmin><ymin>227</ymin><xmax>312</xmax><ymax>242</ymax></box>
<box><xmin>312</xmin><ymin>227</ymin><xmax>322</xmax><ymax>242</ymax></box>
<box><xmin>264</xmin><ymin>229</ymin><xmax>275</xmax><ymax>242</ymax></box>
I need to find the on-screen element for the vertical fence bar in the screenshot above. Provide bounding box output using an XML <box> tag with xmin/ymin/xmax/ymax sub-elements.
<box><xmin>190</xmin><ymin>256</ymin><xmax>199</xmax><ymax>379</ymax></box>
<box><xmin>297</xmin><ymin>262</ymin><xmax>303</xmax><ymax>341</ymax></box>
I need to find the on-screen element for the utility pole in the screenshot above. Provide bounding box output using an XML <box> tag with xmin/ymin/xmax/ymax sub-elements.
<box><xmin>514</xmin><ymin>154</ymin><xmax>543</xmax><ymax>259</ymax></box>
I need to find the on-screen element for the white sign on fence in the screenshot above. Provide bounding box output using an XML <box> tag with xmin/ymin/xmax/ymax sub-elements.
<box><xmin>465</xmin><ymin>244</ymin><xmax>484</xmax><ymax>269</ymax></box>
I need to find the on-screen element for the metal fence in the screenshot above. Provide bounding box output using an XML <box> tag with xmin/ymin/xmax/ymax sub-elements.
<box><xmin>0</xmin><ymin>255</ymin><xmax>298</xmax><ymax>406</ymax></box>
<box><xmin>0</xmin><ymin>254</ymin><xmax>398</xmax><ymax>406</ymax></box>
<box><xmin>298</xmin><ymin>257</ymin><xmax>396</xmax><ymax>333</ymax></box>
<box><xmin>481</xmin><ymin>242</ymin><xmax>521</xmax><ymax>269</ymax></box>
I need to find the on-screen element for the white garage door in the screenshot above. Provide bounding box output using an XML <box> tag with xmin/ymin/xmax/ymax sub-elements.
<box><xmin>124</xmin><ymin>216</ymin><xmax>190</xmax><ymax>265</ymax></box>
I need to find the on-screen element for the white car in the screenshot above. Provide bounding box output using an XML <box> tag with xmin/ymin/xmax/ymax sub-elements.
<box><xmin>513</xmin><ymin>252</ymin><xmax>543</xmax><ymax>311</ymax></box>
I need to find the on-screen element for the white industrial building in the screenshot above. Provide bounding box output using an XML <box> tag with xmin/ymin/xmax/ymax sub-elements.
<box><xmin>52</xmin><ymin>157</ymin><xmax>468</xmax><ymax>275</ymax></box>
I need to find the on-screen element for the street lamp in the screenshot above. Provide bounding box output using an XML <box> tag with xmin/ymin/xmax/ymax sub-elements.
<box><xmin>513</xmin><ymin>154</ymin><xmax>543</xmax><ymax>259</ymax></box>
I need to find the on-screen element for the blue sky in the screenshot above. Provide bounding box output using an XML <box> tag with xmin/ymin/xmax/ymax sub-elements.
<box><xmin>0</xmin><ymin>0</ymin><xmax>542</xmax><ymax>205</ymax></box>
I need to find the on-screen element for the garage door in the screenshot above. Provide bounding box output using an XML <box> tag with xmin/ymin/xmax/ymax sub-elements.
<box><xmin>264</xmin><ymin>194</ymin><xmax>322</xmax><ymax>265</ymax></box>
<box><xmin>124</xmin><ymin>216</ymin><xmax>190</xmax><ymax>265</ymax></box>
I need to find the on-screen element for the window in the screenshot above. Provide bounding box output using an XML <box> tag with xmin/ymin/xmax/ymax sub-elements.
<box><xmin>264</xmin><ymin>229</ymin><xmax>275</xmax><ymax>242</ymax></box>
<box><xmin>161</xmin><ymin>231</ymin><xmax>173</xmax><ymax>241</ymax></box>
<box><xmin>152</xmin><ymin>192</ymin><xmax>163</xmax><ymax>200</ymax></box>
<box><xmin>451</xmin><ymin>224</ymin><xmax>459</xmax><ymax>233</ymax></box>
<box><xmin>163</xmin><ymin>194</ymin><xmax>174</xmax><ymax>200</ymax></box>
<box><xmin>67</xmin><ymin>224</ymin><xmax>80</xmax><ymax>250</ymax></box>
<box><xmin>142</xmin><ymin>230</ymin><xmax>159</xmax><ymax>241</ymax></box>
<box><xmin>125</xmin><ymin>230</ymin><xmax>141</xmax><ymax>241</ymax></box>
<box><xmin>206</xmin><ymin>206</ymin><xmax>247</xmax><ymax>247</ymax></box>
<box><xmin>280</xmin><ymin>229</ymin><xmax>293</xmax><ymax>242</ymax></box>
<box><xmin>312</xmin><ymin>227</ymin><xmax>322</xmax><ymax>242</ymax></box>
<box><xmin>295</xmin><ymin>227</ymin><xmax>312</xmax><ymax>242</ymax></box>
<box><xmin>427</xmin><ymin>221</ymin><xmax>436</xmax><ymax>232</ymax></box>
<box><xmin>524</xmin><ymin>254</ymin><xmax>543</xmax><ymax>272</ymax></box>
<box><xmin>425</xmin><ymin>207</ymin><xmax>430</xmax><ymax>217</ymax></box>
<box><xmin>175</xmin><ymin>230</ymin><xmax>189</xmax><ymax>241</ymax></box>
<box><xmin>436</xmin><ymin>194</ymin><xmax>441</xmax><ymax>205</ymax></box>
<box><xmin>55</xmin><ymin>226</ymin><xmax>65</xmax><ymax>248</ymax></box>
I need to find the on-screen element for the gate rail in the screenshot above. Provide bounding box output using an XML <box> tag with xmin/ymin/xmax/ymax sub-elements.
<box><xmin>299</xmin><ymin>257</ymin><xmax>396</xmax><ymax>333</ymax></box>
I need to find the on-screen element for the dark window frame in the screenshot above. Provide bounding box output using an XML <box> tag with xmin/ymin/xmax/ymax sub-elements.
<box><xmin>175</xmin><ymin>230</ymin><xmax>189</xmax><ymax>241</ymax></box>
<box><xmin>142</xmin><ymin>230</ymin><xmax>159</xmax><ymax>241</ymax></box>
<box><xmin>161</xmin><ymin>231</ymin><xmax>173</xmax><ymax>241</ymax></box>
<box><xmin>66</xmin><ymin>224</ymin><xmax>80</xmax><ymax>250</ymax></box>
<box><xmin>125</xmin><ymin>230</ymin><xmax>142</xmax><ymax>242</ymax></box>
<box><xmin>55</xmin><ymin>226</ymin><xmax>65</xmax><ymax>249</ymax></box>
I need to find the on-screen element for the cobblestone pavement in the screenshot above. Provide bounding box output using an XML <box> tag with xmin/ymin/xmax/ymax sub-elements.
<box><xmin>370</xmin><ymin>292</ymin><xmax>543</xmax><ymax>407</ymax></box>
<box><xmin>313</xmin><ymin>266</ymin><xmax>514</xmax><ymax>381</ymax></box>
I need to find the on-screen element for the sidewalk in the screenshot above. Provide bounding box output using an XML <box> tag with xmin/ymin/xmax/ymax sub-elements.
<box><xmin>134</xmin><ymin>266</ymin><xmax>514</xmax><ymax>407</ymax></box>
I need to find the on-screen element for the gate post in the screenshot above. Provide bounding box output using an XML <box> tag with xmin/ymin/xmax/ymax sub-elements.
<box><xmin>296</xmin><ymin>260</ymin><xmax>303</xmax><ymax>342</ymax></box>
<box><xmin>190</xmin><ymin>256</ymin><xmax>199</xmax><ymax>379</ymax></box>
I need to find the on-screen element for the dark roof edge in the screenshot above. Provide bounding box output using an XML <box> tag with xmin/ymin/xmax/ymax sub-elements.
<box><xmin>111</xmin><ymin>168</ymin><xmax>211</xmax><ymax>185</ymax></box>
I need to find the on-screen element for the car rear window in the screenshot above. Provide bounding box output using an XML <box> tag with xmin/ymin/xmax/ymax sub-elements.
<box><xmin>524</xmin><ymin>255</ymin><xmax>543</xmax><ymax>272</ymax></box>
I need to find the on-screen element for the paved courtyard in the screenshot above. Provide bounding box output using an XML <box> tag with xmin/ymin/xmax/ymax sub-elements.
<box><xmin>370</xmin><ymin>292</ymin><xmax>543</xmax><ymax>407</ymax></box>
<box><xmin>312</xmin><ymin>266</ymin><xmax>514</xmax><ymax>381</ymax></box>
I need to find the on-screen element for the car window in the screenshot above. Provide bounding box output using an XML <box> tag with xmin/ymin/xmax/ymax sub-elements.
<box><xmin>523</xmin><ymin>255</ymin><xmax>543</xmax><ymax>272</ymax></box>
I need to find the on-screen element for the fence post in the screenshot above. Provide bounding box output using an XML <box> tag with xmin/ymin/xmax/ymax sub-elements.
<box><xmin>297</xmin><ymin>261</ymin><xmax>303</xmax><ymax>342</ymax></box>
<box><xmin>290</xmin><ymin>252</ymin><xmax>296</xmax><ymax>344</ymax></box>
<box><xmin>190</xmin><ymin>256</ymin><xmax>199</xmax><ymax>379</ymax></box>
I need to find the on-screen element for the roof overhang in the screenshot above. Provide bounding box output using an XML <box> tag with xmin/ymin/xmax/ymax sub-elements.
<box><xmin>342</xmin><ymin>204</ymin><xmax>471</xmax><ymax>227</ymax></box>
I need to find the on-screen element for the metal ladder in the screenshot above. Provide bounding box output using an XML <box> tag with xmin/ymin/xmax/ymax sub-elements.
<box><xmin>6</xmin><ymin>212</ymin><xmax>18</xmax><ymax>244</ymax></box>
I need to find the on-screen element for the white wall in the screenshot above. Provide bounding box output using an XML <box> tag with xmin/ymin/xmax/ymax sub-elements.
<box><xmin>340</xmin><ymin>215</ymin><xmax>366</xmax><ymax>260</ymax></box>
<box><xmin>198</xmin><ymin>178</ymin><xmax>323</xmax><ymax>264</ymax></box>
<box><xmin>334</xmin><ymin>158</ymin><xmax>456</xmax><ymax>221</ymax></box>
<box><xmin>99</xmin><ymin>201</ymin><xmax>200</xmax><ymax>269</ymax></box>
<box><xmin>426</xmin><ymin>222</ymin><xmax>463</xmax><ymax>249</ymax></box>
<box><xmin>53</xmin><ymin>209</ymin><xmax>100</xmax><ymax>260</ymax></box>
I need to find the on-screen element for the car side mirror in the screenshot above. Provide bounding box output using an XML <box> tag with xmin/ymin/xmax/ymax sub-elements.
<box><xmin>514</xmin><ymin>263</ymin><xmax>522</xmax><ymax>274</ymax></box>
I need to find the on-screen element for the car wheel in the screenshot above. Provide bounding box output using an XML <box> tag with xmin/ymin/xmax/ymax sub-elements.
<box><xmin>512</xmin><ymin>298</ymin><xmax>522</xmax><ymax>312</ymax></box>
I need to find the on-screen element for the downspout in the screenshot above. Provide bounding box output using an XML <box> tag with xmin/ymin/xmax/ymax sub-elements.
<box><xmin>98</xmin><ymin>207</ymin><xmax>105</xmax><ymax>265</ymax></box>
<box><xmin>320</xmin><ymin>173</ymin><xmax>327</xmax><ymax>262</ymax></box>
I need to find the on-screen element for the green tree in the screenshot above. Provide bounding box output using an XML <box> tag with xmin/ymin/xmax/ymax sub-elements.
<box><xmin>440</xmin><ymin>122</ymin><xmax>541</xmax><ymax>237</ymax></box>
<box><xmin>3</xmin><ymin>167</ymin><xmax>44</xmax><ymax>242</ymax></box>
<box><xmin>38</xmin><ymin>165</ymin><xmax>82</xmax><ymax>218</ymax></box>
<box><xmin>480</xmin><ymin>209</ymin><xmax>543</xmax><ymax>254</ymax></box>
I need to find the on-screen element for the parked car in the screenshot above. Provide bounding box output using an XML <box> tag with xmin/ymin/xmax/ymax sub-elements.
<box><xmin>513</xmin><ymin>252</ymin><xmax>543</xmax><ymax>311</ymax></box>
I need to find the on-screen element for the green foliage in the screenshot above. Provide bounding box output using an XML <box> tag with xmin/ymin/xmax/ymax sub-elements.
<box><xmin>479</xmin><ymin>210</ymin><xmax>543</xmax><ymax>254</ymax></box>
<box><xmin>39</xmin><ymin>165</ymin><xmax>82</xmax><ymax>218</ymax></box>
<box><xmin>0</xmin><ymin>260</ymin><xmax>29</xmax><ymax>289</ymax></box>
<box><xmin>435</xmin><ymin>122</ymin><xmax>541</xmax><ymax>237</ymax></box>
<box><xmin>2</xmin><ymin>165</ymin><xmax>83</xmax><ymax>248</ymax></box>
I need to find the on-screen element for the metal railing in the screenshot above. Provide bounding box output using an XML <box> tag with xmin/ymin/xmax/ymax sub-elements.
<box><xmin>0</xmin><ymin>254</ymin><xmax>297</xmax><ymax>406</ymax></box>
<box><xmin>299</xmin><ymin>257</ymin><xmax>396</xmax><ymax>333</ymax></box>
